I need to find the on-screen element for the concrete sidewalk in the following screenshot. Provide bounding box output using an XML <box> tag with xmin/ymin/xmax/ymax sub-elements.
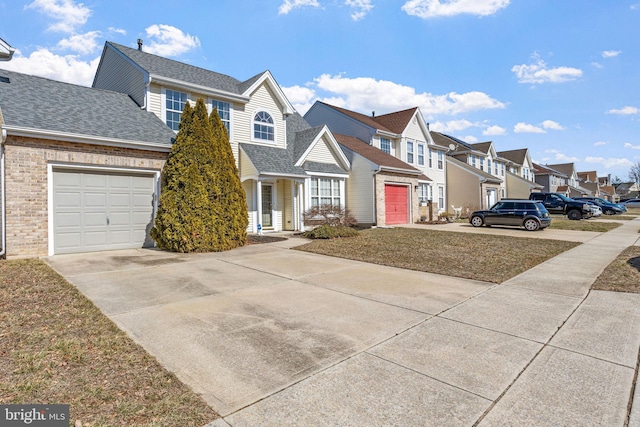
<box><xmin>45</xmin><ymin>220</ymin><xmax>640</xmax><ymax>426</ymax></box>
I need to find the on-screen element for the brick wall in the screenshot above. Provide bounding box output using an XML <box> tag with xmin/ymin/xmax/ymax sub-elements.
<box><xmin>3</xmin><ymin>136</ymin><xmax>167</xmax><ymax>258</ymax></box>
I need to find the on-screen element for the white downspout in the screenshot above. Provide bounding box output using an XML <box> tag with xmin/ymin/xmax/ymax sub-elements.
<box><xmin>1</xmin><ymin>128</ymin><xmax>6</xmax><ymax>258</ymax></box>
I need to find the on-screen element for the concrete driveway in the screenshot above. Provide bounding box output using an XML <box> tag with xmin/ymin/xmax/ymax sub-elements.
<box><xmin>45</xmin><ymin>221</ymin><xmax>640</xmax><ymax>426</ymax></box>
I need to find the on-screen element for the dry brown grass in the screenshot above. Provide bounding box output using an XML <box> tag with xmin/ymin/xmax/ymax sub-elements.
<box><xmin>0</xmin><ymin>259</ymin><xmax>218</xmax><ymax>427</ymax></box>
<box><xmin>548</xmin><ymin>217</ymin><xmax>622</xmax><ymax>232</ymax></box>
<box><xmin>591</xmin><ymin>246</ymin><xmax>640</xmax><ymax>293</ymax></box>
<box><xmin>296</xmin><ymin>227</ymin><xmax>579</xmax><ymax>283</ymax></box>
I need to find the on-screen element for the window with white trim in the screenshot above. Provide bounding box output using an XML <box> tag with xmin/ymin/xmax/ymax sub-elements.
<box><xmin>501</xmin><ymin>164</ymin><xmax>505</xmax><ymax>176</ymax></box>
<box><xmin>487</xmin><ymin>159</ymin><xmax>492</xmax><ymax>175</ymax></box>
<box><xmin>418</xmin><ymin>183</ymin><xmax>429</xmax><ymax>202</ymax></box>
<box><xmin>437</xmin><ymin>152</ymin><xmax>444</xmax><ymax>170</ymax></box>
<box><xmin>479</xmin><ymin>157</ymin><xmax>485</xmax><ymax>171</ymax></box>
<box><xmin>212</xmin><ymin>100</ymin><xmax>230</xmax><ymax>135</ymax></box>
<box><xmin>438</xmin><ymin>186</ymin><xmax>444</xmax><ymax>209</ymax></box>
<box><xmin>428</xmin><ymin>149</ymin><xmax>433</xmax><ymax>168</ymax></box>
<box><xmin>469</xmin><ymin>154</ymin><xmax>476</xmax><ymax>168</ymax></box>
<box><xmin>253</xmin><ymin>111</ymin><xmax>274</xmax><ymax>141</ymax></box>
<box><xmin>407</xmin><ymin>140</ymin><xmax>414</xmax><ymax>163</ymax></box>
<box><xmin>417</xmin><ymin>143</ymin><xmax>425</xmax><ymax>166</ymax></box>
<box><xmin>494</xmin><ymin>161</ymin><xmax>499</xmax><ymax>175</ymax></box>
<box><xmin>166</xmin><ymin>89</ymin><xmax>187</xmax><ymax>131</ymax></box>
<box><xmin>311</xmin><ymin>178</ymin><xmax>341</xmax><ymax>206</ymax></box>
<box><xmin>380</xmin><ymin>137</ymin><xmax>391</xmax><ymax>154</ymax></box>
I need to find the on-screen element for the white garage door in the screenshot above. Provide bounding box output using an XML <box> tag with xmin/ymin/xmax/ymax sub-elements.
<box><xmin>53</xmin><ymin>169</ymin><xmax>156</xmax><ymax>254</ymax></box>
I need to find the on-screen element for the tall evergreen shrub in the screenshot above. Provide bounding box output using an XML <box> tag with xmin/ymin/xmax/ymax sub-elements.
<box><xmin>151</xmin><ymin>98</ymin><xmax>248</xmax><ymax>252</ymax></box>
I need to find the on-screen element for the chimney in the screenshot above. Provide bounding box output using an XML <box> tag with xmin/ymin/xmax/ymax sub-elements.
<box><xmin>137</xmin><ymin>39</ymin><xmax>143</xmax><ymax>51</ymax></box>
<box><xmin>427</xmin><ymin>122</ymin><xmax>430</xmax><ymax>131</ymax></box>
<box><xmin>371</xmin><ymin>111</ymin><xmax>375</xmax><ymax>118</ymax></box>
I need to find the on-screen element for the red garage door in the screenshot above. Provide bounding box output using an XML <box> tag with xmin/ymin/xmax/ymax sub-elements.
<box><xmin>385</xmin><ymin>184</ymin><xmax>409</xmax><ymax>225</ymax></box>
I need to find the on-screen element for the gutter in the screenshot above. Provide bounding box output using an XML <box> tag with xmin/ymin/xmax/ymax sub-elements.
<box><xmin>1</xmin><ymin>128</ymin><xmax>6</xmax><ymax>258</ymax></box>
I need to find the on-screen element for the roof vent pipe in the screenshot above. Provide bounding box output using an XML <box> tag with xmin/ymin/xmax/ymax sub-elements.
<box><xmin>372</xmin><ymin>111</ymin><xmax>375</xmax><ymax>118</ymax></box>
<box><xmin>137</xmin><ymin>39</ymin><xmax>143</xmax><ymax>51</ymax></box>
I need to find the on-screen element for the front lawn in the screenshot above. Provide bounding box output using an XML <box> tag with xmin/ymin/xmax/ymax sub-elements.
<box><xmin>548</xmin><ymin>217</ymin><xmax>621</xmax><ymax>232</ymax></box>
<box><xmin>296</xmin><ymin>227</ymin><xmax>579</xmax><ymax>283</ymax></box>
<box><xmin>591</xmin><ymin>246</ymin><xmax>640</xmax><ymax>293</ymax></box>
<box><xmin>0</xmin><ymin>259</ymin><xmax>218</xmax><ymax>426</ymax></box>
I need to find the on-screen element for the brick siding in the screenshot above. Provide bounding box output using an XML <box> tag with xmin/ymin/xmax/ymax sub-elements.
<box><xmin>3</xmin><ymin>136</ymin><xmax>167</xmax><ymax>258</ymax></box>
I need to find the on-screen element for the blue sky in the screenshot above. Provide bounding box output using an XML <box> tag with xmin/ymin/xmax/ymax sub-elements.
<box><xmin>1</xmin><ymin>0</ymin><xmax>639</xmax><ymax>181</ymax></box>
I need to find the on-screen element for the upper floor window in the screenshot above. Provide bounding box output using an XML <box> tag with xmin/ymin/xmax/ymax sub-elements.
<box><xmin>253</xmin><ymin>111</ymin><xmax>274</xmax><ymax>142</ymax></box>
<box><xmin>487</xmin><ymin>159</ymin><xmax>492</xmax><ymax>175</ymax></box>
<box><xmin>428</xmin><ymin>149</ymin><xmax>433</xmax><ymax>168</ymax></box>
<box><xmin>469</xmin><ymin>154</ymin><xmax>476</xmax><ymax>168</ymax></box>
<box><xmin>417</xmin><ymin>143</ymin><xmax>425</xmax><ymax>166</ymax></box>
<box><xmin>407</xmin><ymin>141</ymin><xmax>414</xmax><ymax>163</ymax></box>
<box><xmin>166</xmin><ymin>89</ymin><xmax>187</xmax><ymax>131</ymax></box>
<box><xmin>479</xmin><ymin>157</ymin><xmax>485</xmax><ymax>171</ymax></box>
<box><xmin>501</xmin><ymin>164</ymin><xmax>506</xmax><ymax>176</ymax></box>
<box><xmin>212</xmin><ymin>100</ymin><xmax>231</xmax><ymax>135</ymax></box>
<box><xmin>380</xmin><ymin>137</ymin><xmax>391</xmax><ymax>154</ymax></box>
<box><xmin>494</xmin><ymin>161</ymin><xmax>499</xmax><ymax>175</ymax></box>
<box><xmin>437</xmin><ymin>152</ymin><xmax>444</xmax><ymax>170</ymax></box>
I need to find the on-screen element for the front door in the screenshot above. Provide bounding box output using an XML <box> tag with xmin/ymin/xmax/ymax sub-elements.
<box><xmin>261</xmin><ymin>184</ymin><xmax>273</xmax><ymax>228</ymax></box>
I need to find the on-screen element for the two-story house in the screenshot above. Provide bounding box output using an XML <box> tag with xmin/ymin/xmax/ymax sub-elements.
<box><xmin>545</xmin><ymin>163</ymin><xmax>591</xmax><ymax>197</ymax></box>
<box><xmin>496</xmin><ymin>148</ymin><xmax>542</xmax><ymax>197</ymax></box>
<box><xmin>304</xmin><ymin>101</ymin><xmax>447</xmax><ymax>224</ymax></box>
<box><xmin>93</xmin><ymin>42</ymin><xmax>350</xmax><ymax>234</ymax></box>
<box><xmin>533</xmin><ymin>163</ymin><xmax>569</xmax><ymax>194</ymax></box>
<box><xmin>577</xmin><ymin>171</ymin><xmax>602</xmax><ymax>198</ymax></box>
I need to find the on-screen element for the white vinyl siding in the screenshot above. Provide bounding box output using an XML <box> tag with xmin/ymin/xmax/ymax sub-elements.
<box><xmin>345</xmin><ymin>154</ymin><xmax>375</xmax><ymax>224</ymax></box>
<box><xmin>242</xmin><ymin>84</ymin><xmax>286</xmax><ymax>149</ymax></box>
<box><xmin>148</xmin><ymin>83</ymin><xmax>162</xmax><ymax>118</ymax></box>
<box><xmin>306</xmin><ymin>137</ymin><xmax>337</xmax><ymax>163</ymax></box>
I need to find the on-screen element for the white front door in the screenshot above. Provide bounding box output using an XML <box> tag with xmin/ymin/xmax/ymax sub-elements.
<box><xmin>261</xmin><ymin>184</ymin><xmax>273</xmax><ymax>228</ymax></box>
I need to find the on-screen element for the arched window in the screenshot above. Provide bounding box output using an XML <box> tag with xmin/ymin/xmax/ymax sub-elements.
<box><xmin>253</xmin><ymin>111</ymin><xmax>274</xmax><ymax>141</ymax></box>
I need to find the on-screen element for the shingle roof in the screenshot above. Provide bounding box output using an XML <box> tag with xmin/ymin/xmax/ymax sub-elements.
<box><xmin>532</xmin><ymin>162</ymin><xmax>568</xmax><ymax>177</ymax></box>
<box><xmin>447</xmin><ymin>156</ymin><xmax>502</xmax><ymax>183</ymax></box>
<box><xmin>334</xmin><ymin>133</ymin><xmax>428</xmax><ymax>179</ymax></box>
<box><xmin>471</xmin><ymin>141</ymin><xmax>493</xmax><ymax>154</ymax></box>
<box><xmin>109</xmin><ymin>42</ymin><xmax>252</xmax><ymax>95</ymax></box>
<box><xmin>240</xmin><ymin>113</ymin><xmax>347</xmax><ymax>177</ymax></box>
<box><xmin>314</xmin><ymin>101</ymin><xmax>394</xmax><ymax>133</ymax></box>
<box><xmin>372</xmin><ymin>108</ymin><xmax>418</xmax><ymax>134</ymax></box>
<box><xmin>546</xmin><ymin>163</ymin><xmax>575</xmax><ymax>177</ymax></box>
<box><xmin>577</xmin><ymin>171</ymin><xmax>598</xmax><ymax>182</ymax></box>
<box><xmin>497</xmin><ymin>148</ymin><xmax>528</xmax><ymax>165</ymax></box>
<box><xmin>430</xmin><ymin>132</ymin><xmax>478</xmax><ymax>153</ymax></box>
<box><xmin>0</xmin><ymin>69</ymin><xmax>175</xmax><ymax>146</ymax></box>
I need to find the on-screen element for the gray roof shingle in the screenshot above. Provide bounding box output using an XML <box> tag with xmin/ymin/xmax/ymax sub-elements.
<box><xmin>0</xmin><ymin>69</ymin><xmax>175</xmax><ymax>146</ymax></box>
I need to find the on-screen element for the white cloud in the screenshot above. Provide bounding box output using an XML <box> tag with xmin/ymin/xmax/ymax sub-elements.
<box><xmin>108</xmin><ymin>27</ymin><xmax>126</xmax><ymax>35</ymax></box>
<box><xmin>278</xmin><ymin>0</ymin><xmax>321</xmax><ymax>14</ymax></box>
<box><xmin>143</xmin><ymin>25</ymin><xmax>200</xmax><ymax>57</ymax></box>
<box><xmin>346</xmin><ymin>0</ymin><xmax>374</xmax><ymax>20</ymax></box>
<box><xmin>514</xmin><ymin>122</ymin><xmax>545</xmax><ymax>133</ymax></box>
<box><xmin>461</xmin><ymin>135</ymin><xmax>479</xmax><ymax>143</ymax></box>
<box><xmin>57</xmin><ymin>31</ymin><xmax>102</xmax><ymax>54</ymax></box>
<box><xmin>625</xmin><ymin>143</ymin><xmax>640</xmax><ymax>150</ymax></box>
<box><xmin>594</xmin><ymin>141</ymin><xmax>607</xmax><ymax>147</ymax></box>
<box><xmin>483</xmin><ymin>125</ymin><xmax>506</xmax><ymax>136</ymax></box>
<box><xmin>401</xmin><ymin>0</ymin><xmax>509</xmax><ymax>18</ymax></box>
<box><xmin>591</xmin><ymin>62</ymin><xmax>603</xmax><ymax>69</ymax></box>
<box><xmin>585</xmin><ymin>156</ymin><xmax>634</xmax><ymax>169</ymax></box>
<box><xmin>545</xmin><ymin>150</ymin><xmax>579</xmax><ymax>162</ymax></box>
<box><xmin>25</xmin><ymin>0</ymin><xmax>92</xmax><ymax>33</ymax></box>
<box><xmin>281</xmin><ymin>85</ymin><xmax>317</xmax><ymax>114</ymax></box>
<box><xmin>602</xmin><ymin>50</ymin><xmax>621</xmax><ymax>58</ymax></box>
<box><xmin>430</xmin><ymin>120</ymin><xmax>475</xmax><ymax>133</ymax></box>
<box><xmin>542</xmin><ymin>120</ymin><xmax>564</xmax><ymax>130</ymax></box>
<box><xmin>511</xmin><ymin>57</ymin><xmax>582</xmax><ymax>84</ymax></box>
<box><xmin>606</xmin><ymin>106</ymin><xmax>639</xmax><ymax>115</ymax></box>
<box><xmin>0</xmin><ymin>48</ymin><xmax>99</xmax><ymax>86</ymax></box>
<box><xmin>312</xmin><ymin>73</ymin><xmax>505</xmax><ymax>116</ymax></box>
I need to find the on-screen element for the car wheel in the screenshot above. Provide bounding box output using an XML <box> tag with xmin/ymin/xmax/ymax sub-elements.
<box><xmin>523</xmin><ymin>218</ymin><xmax>540</xmax><ymax>231</ymax></box>
<box><xmin>470</xmin><ymin>215</ymin><xmax>484</xmax><ymax>227</ymax></box>
<box><xmin>567</xmin><ymin>210</ymin><xmax>582</xmax><ymax>220</ymax></box>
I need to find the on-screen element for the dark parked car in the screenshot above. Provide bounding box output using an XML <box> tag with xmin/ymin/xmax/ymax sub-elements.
<box><xmin>529</xmin><ymin>192</ymin><xmax>592</xmax><ymax>220</ymax></box>
<box><xmin>621</xmin><ymin>198</ymin><xmax>640</xmax><ymax>208</ymax></box>
<box><xmin>573</xmin><ymin>197</ymin><xmax>626</xmax><ymax>215</ymax></box>
<box><xmin>469</xmin><ymin>199</ymin><xmax>551</xmax><ymax>231</ymax></box>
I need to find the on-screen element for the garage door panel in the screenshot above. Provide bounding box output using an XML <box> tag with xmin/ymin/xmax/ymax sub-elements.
<box><xmin>53</xmin><ymin>170</ymin><xmax>155</xmax><ymax>254</ymax></box>
<box><xmin>385</xmin><ymin>184</ymin><xmax>409</xmax><ymax>225</ymax></box>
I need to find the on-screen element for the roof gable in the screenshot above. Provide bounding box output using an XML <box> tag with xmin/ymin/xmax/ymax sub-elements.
<box><xmin>239</xmin><ymin>70</ymin><xmax>295</xmax><ymax>115</ymax></box>
<box><xmin>373</xmin><ymin>107</ymin><xmax>418</xmax><ymax>134</ymax></box>
<box><xmin>334</xmin><ymin>133</ymin><xmax>423</xmax><ymax>175</ymax></box>
<box><xmin>497</xmin><ymin>148</ymin><xmax>529</xmax><ymax>165</ymax></box>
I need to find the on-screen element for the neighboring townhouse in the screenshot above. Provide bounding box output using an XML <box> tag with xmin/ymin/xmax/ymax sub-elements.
<box><xmin>93</xmin><ymin>42</ymin><xmax>350</xmax><ymax>234</ymax></box>
<box><xmin>0</xmin><ymin>38</ymin><xmax>15</xmax><ymax>61</ymax></box>
<box><xmin>577</xmin><ymin>171</ymin><xmax>602</xmax><ymax>197</ymax></box>
<box><xmin>533</xmin><ymin>162</ymin><xmax>569</xmax><ymax>193</ymax></box>
<box><xmin>304</xmin><ymin>101</ymin><xmax>447</xmax><ymax>216</ymax></box>
<box><xmin>430</xmin><ymin>132</ymin><xmax>503</xmax><ymax>210</ymax></box>
<box><xmin>0</xmin><ymin>69</ymin><xmax>176</xmax><ymax>257</ymax></box>
<box><xmin>546</xmin><ymin>163</ymin><xmax>592</xmax><ymax>197</ymax></box>
<box><xmin>496</xmin><ymin>148</ymin><xmax>542</xmax><ymax>197</ymax></box>
<box><xmin>616</xmin><ymin>181</ymin><xmax>640</xmax><ymax>200</ymax></box>
<box><xmin>334</xmin><ymin>133</ymin><xmax>430</xmax><ymax>226</ymax></box>
<box><xmin>597</xmin><ymin>175</ymin><xmax>619</xmax><ymax>202</ymax></box>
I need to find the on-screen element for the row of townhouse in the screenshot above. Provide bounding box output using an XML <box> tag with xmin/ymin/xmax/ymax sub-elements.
<box><xmin>0</xmin><ymin>40</ymin><xmax>618</xmax><ymax>258</ymax></box>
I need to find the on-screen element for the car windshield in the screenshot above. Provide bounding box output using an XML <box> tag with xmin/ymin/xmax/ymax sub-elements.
<box><xmin>556</xmin><ymin>194</ymin><xmax>573</xmax><ymax>202</ymax></box>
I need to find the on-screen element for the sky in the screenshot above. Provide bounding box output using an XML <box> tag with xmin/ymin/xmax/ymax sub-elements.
<box><xmin>1</xmin><ymin>0</ymin><xmax>639</xmax><ymax>181</ymax></box>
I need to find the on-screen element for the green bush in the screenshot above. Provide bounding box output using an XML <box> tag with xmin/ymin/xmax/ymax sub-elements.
<box><xmin>151</xmin><ymin>98</ymin><xmax>248</xmax><ymax>252</ymax></box>
<box><xmin>302</xmin><ymin>224</ymin><xmax>359</xmax><ymax>239</ymax></box>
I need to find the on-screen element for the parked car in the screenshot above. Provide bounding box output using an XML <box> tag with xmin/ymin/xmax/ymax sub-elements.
<box><xmin>586</xmin><ymin>202</ymin><xmax>602</xmax><ymax>217</ymax></box>
<box><xmin>529</xmin><ymin>192</ymin><xmax>592</xmax><ymax>220</ymax></box>
<box><xmin>469</xmin><ymin>200</ymin><xmax>551</xmax><ymax>231</ymax></box>
<box><xmin>621</xmin><ymin>198</ymin><xmax>640</xmax><ymax>208</ymax></box>
<box><xmin>573</xmin><ymin>197</ymin><xmax>626</xmax><ymax>215</ymax></box>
